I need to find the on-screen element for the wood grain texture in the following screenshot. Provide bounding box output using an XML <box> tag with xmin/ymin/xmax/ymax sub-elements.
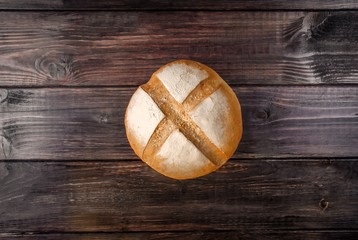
<box><xmin>1</xmin><ymin>231</ymin><xmax>358</xmax><ymax>240</ymax></box>
<box><xmin>1</xmin><ymin>86</ymin><xmax>357</xmax><ymax>160</ymax></box>
<box><xmin>0</xmin><ymin>160</ymin><xmax>357</xmax><ymax>232</ymax></box>
<box><xmin>0</xmin><ymin>0</ymin><xmax>358</xmax><ymax>10</ymax></box>
<box><xmin>1</xmin><ymin>2</ymin><xmax>358</xmax><ymax>237</ymax></box>
<box><xmin>0</xmin><ymin>88</ymin><xmax>131</xmax><ymax>160</ymax></box>
<box><xmin>1</xmin><ymin>11</ymin><xmax>358</xmax><ymax>86</ymax></box>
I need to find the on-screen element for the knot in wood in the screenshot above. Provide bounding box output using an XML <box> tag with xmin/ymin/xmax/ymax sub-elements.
<box><xmin>7</xmin><ymin>90</ymin><xmax>32</xmax><ymax>105</ymax></box>
<box><xmin>99</xmin><ymin>113</ymin><xmax>109</xmax><ymax>124</ymax></box>
<box><xmin>256</xmin><ymin>109</ymin><xmax>270</xmax><ymax>121</ymax></box>
<box><xmin>0</xmin><ymin>89</ymin><xmax>8</xmax><ymax>104</ymax></box>
<box><xmin>0</xmin><ymin>162</ymin><xmax>10</xmax><ymax>180</ymax></box>
<box><xmin>0</xmin><ymin>135</ymin><xmax>12</xmax><ymax>159</ymax></box>
<box><xmin>35</xmin><ymin>51</ymin><xmax>74</xmax><ymax>81</ymax></box>
<box><xmin>319</xmin><ymin>198</ymin><xmax>329</xmax><ymax>211</ymax></box>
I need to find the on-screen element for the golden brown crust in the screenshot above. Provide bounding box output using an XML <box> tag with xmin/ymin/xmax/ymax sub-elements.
<box><xmin>141</xmin><ymin>76</ymin><xmax>227</xmax><ymax>166</ymax></box>
<box><xmin>220</xmin><ymin>81</ymin><xmax>243</xmax><ymax>157</ymax></box>
<box><xmin>182</xmin><ymin>74</ymin><xmax>222</xmax><ymax>111</ymax></box>
<box><xmin>142</xmin><ymin>118</ymin><xmax>176</xmax><ymax>164</ymax></box>
<box><xmin>124</xmin><ymin>59</ymin><xmax>242</xmax><ymax>179</ymax></box>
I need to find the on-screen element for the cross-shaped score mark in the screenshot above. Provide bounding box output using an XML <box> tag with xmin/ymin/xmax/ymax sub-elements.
<box><xmin>141</xmin><ymin>74</ymin><xmax>228</xmax><ymax>166</ymax></box>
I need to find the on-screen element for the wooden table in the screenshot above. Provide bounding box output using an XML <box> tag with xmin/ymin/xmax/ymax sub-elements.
<box><xmin>0</xmin><ymin>1</ymin><xmax>358</xmax><ymax>239</ymax></box>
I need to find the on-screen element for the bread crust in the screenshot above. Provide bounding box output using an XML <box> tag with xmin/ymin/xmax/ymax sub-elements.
<box><xmin>125</xmin><ymin>60</ymin><xmax>242</xmax><ymax>179</ymax></box>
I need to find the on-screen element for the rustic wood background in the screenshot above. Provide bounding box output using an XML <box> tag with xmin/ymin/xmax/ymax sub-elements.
<box><xmin>1</xmin><ymin>1</ymin><xmax>358</xmax><ymax>239</ymax></box>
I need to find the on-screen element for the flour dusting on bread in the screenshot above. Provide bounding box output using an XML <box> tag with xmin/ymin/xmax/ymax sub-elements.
<box><xmin>125</xmin><ymin>87</ymin><xmax>164</xmax><ymax>154</ymax></box>
<box><xmin>156</xmin><ymin>62</ymin><xmax>208</xmax><ymax>103</ymax></box>
<box><xmin>189</xmin><ymin>88</ymin><xmax>229</xmax><ymax>150</ymax></box>
<box><xmin>157</xmin><ymin>130</ymin><xmax>214</xmax><ymax>179</ymax></box>
<box><xmin>125</xmin><ymin>60</ymin><xmax>242</xmax><ymax>179</ymax></box>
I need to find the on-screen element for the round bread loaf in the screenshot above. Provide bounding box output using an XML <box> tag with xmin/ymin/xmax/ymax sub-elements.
<box><xmin>125</xmin><ymin>60</ymin><xmax>242</xmax><ymax>179</ymax></box>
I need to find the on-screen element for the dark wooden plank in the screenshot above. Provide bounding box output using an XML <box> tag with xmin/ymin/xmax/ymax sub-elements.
<box><xmin>2</xmin><ymin>11</ymin><xmax>358</xmax><ymax>86</ymax></box>
<box><xmin>0</xmin><ymin>160</ymin><xmax>357</xmax><ymax>232</ymax></box>
<box><xmin>0</xmin><ymin>88</ymin><xmax>131</xmax><ymax>160</ymax></box>
<box><xmin>1</xmin><ymin>231</ymin><xmax>358</xmax><ymax>240</ymax></box>
<box><xmin>1</xmin><ymin>86</ymin><xmax>357</xmax><ymax>160</ymax></box>
<box><xmin>0</xmin><ymin>0</ymin><xmax>358</xmax><ymax>10</ymax></box>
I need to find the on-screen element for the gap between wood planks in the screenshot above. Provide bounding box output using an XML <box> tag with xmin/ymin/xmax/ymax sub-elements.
<box><xmin>0</xmin><ymin>9</ymin><xmax>357</xmax><ymax>12</ymax></box>
<box><xmin>1</xmin><ymin>229</ymin><xmax>358</xmax><ymax>234</ymax></box>
<box><xmin>1</xmin><ymin>230</ymin><xmax>357</xmax><ymax>240</ymax></box>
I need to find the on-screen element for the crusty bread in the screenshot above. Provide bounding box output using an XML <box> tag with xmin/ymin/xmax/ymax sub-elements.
<box><xmin>125</xmin><ymin>60</ymin><xmax>242</xmax><ymax>179</ymax></box>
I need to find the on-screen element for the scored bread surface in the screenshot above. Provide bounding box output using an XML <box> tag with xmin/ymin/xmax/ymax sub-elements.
<box><xmin>125</xmin><ymin>60</ymin><xmax>242</xmax><ymax>179</ymax></box>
